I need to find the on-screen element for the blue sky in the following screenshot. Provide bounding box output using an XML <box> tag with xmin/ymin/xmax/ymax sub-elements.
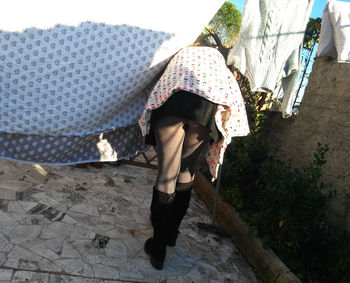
<box><xmin>230</xmin><ymin>0</ymin><xmax>350</xmax><ymax>19</ymax></box>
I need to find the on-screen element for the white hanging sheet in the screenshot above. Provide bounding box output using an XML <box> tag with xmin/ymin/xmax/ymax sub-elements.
<box><xmin>227</xmin><ymin>0</ymin><xmax>314</xmax><ymax>118</ymax></box>
<box><xmin>317</xmin><ymin>0</ymin><xmax>350</xmax><ymax>62</ymax></box>
<box><xmin>0</xmin><ymin>0</ymin><xmax>224</xmax><ymax>164</ymax></box>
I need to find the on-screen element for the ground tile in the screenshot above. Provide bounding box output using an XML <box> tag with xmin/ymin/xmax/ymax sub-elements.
<box><xmin>61</xmin><ymin>241</ymin><xmax>81</xmax><ymax>259</ymax></box>
<box><xmin>65</xmin><ymin>239</ymin><xmax>95</xmax><ymax>256</ymax></box>
<box><xmin>0</xmin><ymin>269</ymin><xmax>13</xmax><ymax>281</ymax></box>
<box><xmin>68</xmin><ymin>225</ymin><xmax>96</xmax><ymax>240</ymax></box>
<box><xmin>68</xmin><ymin>203</ymin><xmax>100</xmax><ymax>217</ymax></box>
<box><xmin>40</xmin><ymin>222</ymin><xmax>76</xmax><ymax>239</ymax></box>
<box><xmin>40</xmin><ymin>238</ymin><xmax>64</xmax><ymax>255</ymax></box>
<box><xmin>30</xmin><ymin>192</ymin><xmax>47</xmax><ymax>202</ymax></box>
<box><xmin>0</xmin><ymin>159</ymin><xmax>258</xmax><ymax>282</ymax></box>
<box><xmin>83</xmin><ymin>254</ymin><xmax>105</xmax><ymax>265</ymax></box>
<box><xmin>6</xmin><ymin>202</ymin><xmax>25</xmax><ymax>215</ymax></box>
<box><xmin>165</xmin><ymin>252</ymin><xmax>193</xmax><ymax>274</ymax></box>
<box><xmin>29</xmin><ymin>243</ymin><xmax>60</xmax><ymax>261</ymax></box>
<box><xmin>49</xmin><ymin>274</ymin><xmax>108</xmax><ymax>283</ymax></box>
<box><xmin>11</xmin><ymin>270</ymin><xmax>34</xmax><ymax>282</ymax></box>
<box><xmin>9</xmin><ymin>254</ymin><xmax>40</xmax><ymax>271</ymax></box>
<box><xmin>38</xmin><ymin>195</ymin><xmax>59</xmax><ymax>208</ymax></box>
<box><xmin>60</xmin><ymin>214</ymin><xmax>77</xmax><ymax>225</ymax></box>
<box><xmin>0</xmin><ymin>253</ymin><xmax>7</xmax><ymax>265</ymax></box>
<box><xmin>161</xmin><ymin>276</ymin><xmax>193</xmax><ymax>283</ymax></box>
<box><xmin>0</xmin><ymin>211</ymin><xmax>16</xmax><ymax>223</ymax></box>
<box><xmin>131</xmin><ymin>211</ymin><xmax>149</xmax><ymax>225</ymax></box>
<box><xmin>8</xmin><ymin>225</ymin><xmax>42</xmax><ymax>245</ymax></box>
<box><xmin>99</xmin><ymin>215</ymin><xmax>115</xmax><ymax>225</ymax></box>
<box><xmin>104</xmin><ymin>240</ymin><xmax>129</xmax><ymax>259</ymax></box>
<box><xmin>0</xmin><ymin>235</ymin><xmax>12</xmax><ymax>254</ymax></box>
<box><xmin>91</xmin><ymin>264</ymin><xmax>121</xmax><ymax>280</ymax></box>
<box><xmin>37</xmin><ymin>258</ymin><xmax>63</xmax><ymax>272</ymax></box>
<box><xmin>54</xmin><ymin>258</ymin><xmax>89</xmax><ymax>275</ymax></box>
<box><xmin>118</xmin><ymin>270</ymin><xmax>145</xmax><ymax>281</ymax></box>
<box><xmin>16</xmin><ymin>201</ymin><xmax>38</xmax><ymax>213</ymax></box>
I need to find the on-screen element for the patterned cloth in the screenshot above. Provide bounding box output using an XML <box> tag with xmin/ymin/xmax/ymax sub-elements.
<box><xmin>0</xmin><ymin>23</ymin><xmax>167</xmax><ymax>136</ymax></box>
<box><xmin>0</xmin><ymin>0</ymin><xmax>224</xmax><ymax>164</ymax></box>
<box><xmin>139</xmin><ymin>47</ymin><xmax>250</xmax><ymax>179</ymax></box>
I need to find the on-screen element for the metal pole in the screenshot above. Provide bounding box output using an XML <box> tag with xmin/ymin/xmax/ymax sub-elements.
<box><xmin>294</xmin><ymin>39</ymin><xmax>317</xmax><ymax>107</ymax></box>
<box><xmin>197</xmin><ymin>163</ymin><xmax>229</xmax><ymax>237</ymax></box>
<box><xmin>211</xmin><ymin>164</ymin><xmax>222</xmax><ymax>226</ymax></box>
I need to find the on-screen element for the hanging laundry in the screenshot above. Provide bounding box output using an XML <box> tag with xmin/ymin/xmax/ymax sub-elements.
<box><xmin>227</xmin><ymin>0</ymin><xmax>314</xmax><ymax>118</ymax></box>
<box><xmin>317</xmin><ymin>0</ymin><xmax>350</xmax><ymax>62</ymax></box>
<box><xmin>0</xmin><ymin>0</ymin><xmax>224</xmax><ymax>164</ymax></box>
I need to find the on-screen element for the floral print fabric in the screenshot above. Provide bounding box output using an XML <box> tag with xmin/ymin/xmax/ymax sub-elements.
<box><xmin>139</xmin><ymin>47</ymin><xmax>250</xmax><ymax>180</ymax></box>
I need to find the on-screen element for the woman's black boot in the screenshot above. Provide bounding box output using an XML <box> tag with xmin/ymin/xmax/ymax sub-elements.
<box><xmin>144</xmin><ymin>187</ymin><xmax>175</xmax><ymax>270</ymax></box>
<box><xmin>167</xmin><ymin>182</ymin><xmax>192</xmax><ymax>247</ymax></box>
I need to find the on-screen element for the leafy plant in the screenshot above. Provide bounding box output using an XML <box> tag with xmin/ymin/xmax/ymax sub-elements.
<box><xmin>220</xmin><ymin>111</ymin><xmax>350</xmax><ymax>282</ymax></box>
<box><xmin>303</xmin><ymin>17</ymin><xmax>321</xmax><ymax>50</ymax></box>
<box><xmin>196</xmin><ymin>1</ymin><xmax>242</xmax><ymax>46</ymax></box>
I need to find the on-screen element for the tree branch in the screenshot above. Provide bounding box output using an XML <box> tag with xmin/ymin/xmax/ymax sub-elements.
<box><xmin>205</xmin><ymin>25</ymin><xmax>230</xmax><ymax>61</ymax></box>
<box><xmin>205</xmin><ymin>25</ymin><xmax>223</xmax><ymax>49</ymax></box>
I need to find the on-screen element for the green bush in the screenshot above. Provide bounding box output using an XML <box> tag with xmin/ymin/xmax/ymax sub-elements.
<box><xmin>220</xmin><ymin>111</ymin><xmax>350</xmax><ymax>282</ymax></box>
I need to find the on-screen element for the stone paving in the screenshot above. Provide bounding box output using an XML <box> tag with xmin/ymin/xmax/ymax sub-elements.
<box><xmin>0</xmin><ymin>153</ymin><xmax>257</xmax><ymax>282</ymax></box>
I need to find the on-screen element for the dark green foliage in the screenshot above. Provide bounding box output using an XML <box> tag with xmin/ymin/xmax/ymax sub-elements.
<box><xmin>209</xmin><ymin>1</ymin><xmax>242</xmax><ymax>43</ymax></box>
<box><xmin>220</xmin><ymin>111</ymin><xmax>350</xmax><ymax>282</ymax></box>
<box><xmin>197</xmin><ymin>1</ymin><xmax>241</xmax><ymax>45</ymax></box>
<box><xmin>303</xmin><ymin>17</ymin><xmax>321</xmax><ymax>50</ymax></box>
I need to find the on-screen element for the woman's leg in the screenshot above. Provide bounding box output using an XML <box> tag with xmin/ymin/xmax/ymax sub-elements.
<box><xmin>168</xmin><ymin>121</ymin><xmax>211</xmax><ymax>246</ymax></box>
<box><xmin>153</xmin><ymin>116</ymin><xmax>186</xmax><ymax>194</ymax></box>
<box><xmin>177</xmin><ymin>121</ymin><xmax>211</xmax><ymax>183</ymax></box>
<box><xmin>145</xmin><ymin>116</ymin><xmax>186</xmax><ymax>270</ymax></box>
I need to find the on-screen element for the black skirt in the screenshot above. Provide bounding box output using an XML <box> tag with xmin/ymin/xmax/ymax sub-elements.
<box><xmin>145</xmin><ymin>90</ymin><xmax>222</xmax><ymax>145</ymax></box>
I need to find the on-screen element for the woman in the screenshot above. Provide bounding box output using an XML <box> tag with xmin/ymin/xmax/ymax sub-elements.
<box><xmin>139</xmin><ymin>46</ymin><xmax>250</xmax><ymax>270</ymax></box>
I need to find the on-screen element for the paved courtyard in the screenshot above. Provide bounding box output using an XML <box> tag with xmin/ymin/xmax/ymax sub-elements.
<box><xmin>0</xmin><ymin>153</ymin><xmax>257</xmax><ymax>282</ymax></box>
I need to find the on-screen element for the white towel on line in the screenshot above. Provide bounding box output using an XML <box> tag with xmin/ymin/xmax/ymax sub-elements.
<box><xmin>317</xmin><ymin>0</ymin><xmax>350</xmax><ymax>62</ymax></box>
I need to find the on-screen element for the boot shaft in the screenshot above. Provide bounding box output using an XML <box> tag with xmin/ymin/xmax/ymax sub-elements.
<box><xmin>150</xmin><ymin>187</ymin><xmax>175</xmax><ymax>245</ymax></box>
<box><xmin>167</xmin><ymin>185</ymin><xmax>192</xmax><ymax>246</ymax></box>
